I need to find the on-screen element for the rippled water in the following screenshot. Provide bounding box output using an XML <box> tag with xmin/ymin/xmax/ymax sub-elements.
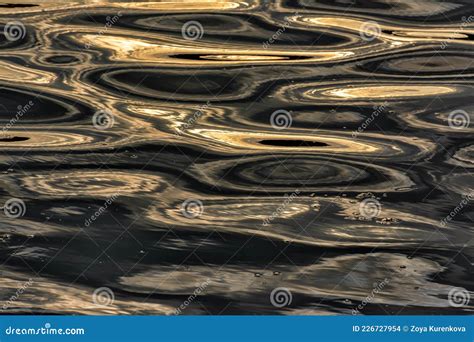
<box><xmin>0</xmin><ymin>0</ymin><xmax>473</xmax><ymax>315</ymax></box>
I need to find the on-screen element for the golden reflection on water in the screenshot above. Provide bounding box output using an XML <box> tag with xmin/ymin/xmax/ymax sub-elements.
<box><xmin>0</xmin><ymin>0</ymin><xmax>472</xmax><ymax>315</ymax></box>
<box><xmin>321</xmin><ymin>85</ymin><xmax>457</xmax><ymax>99</ymax></box>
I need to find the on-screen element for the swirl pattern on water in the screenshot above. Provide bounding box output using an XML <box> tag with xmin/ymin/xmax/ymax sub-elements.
<box><xmin>0</xmin><ymin>0</ymin><xmax>472</xmax><ymax>315</ymax></box>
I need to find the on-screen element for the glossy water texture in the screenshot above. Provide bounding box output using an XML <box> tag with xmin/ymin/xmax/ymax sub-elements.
<box><xmin>0</xmin><ymin>0</ymin><xmax>473</xmax><ymax>315</ymax></box>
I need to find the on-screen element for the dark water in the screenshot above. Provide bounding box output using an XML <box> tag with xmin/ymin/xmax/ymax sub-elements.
<box><xmin>0</xmin><ymin>0</ymin><xmax>472</xmax><ymax>315</ymax></box>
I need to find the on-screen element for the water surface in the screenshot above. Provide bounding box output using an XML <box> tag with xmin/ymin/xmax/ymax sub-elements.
<box><xmin>0</xmin><ymin>0</ymin><xmax>472</xmax><ymax>315</ymax></box>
